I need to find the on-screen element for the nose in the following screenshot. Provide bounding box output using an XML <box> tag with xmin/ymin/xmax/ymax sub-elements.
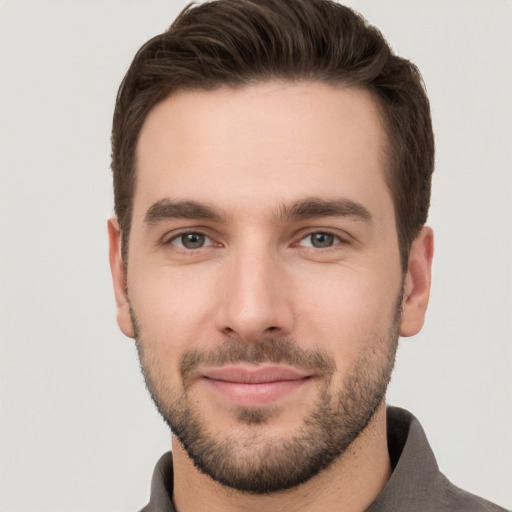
<box><xmin>215</xmin><ymin>243</ymin><xmax>295</xmax><ymax>341</ymax></box>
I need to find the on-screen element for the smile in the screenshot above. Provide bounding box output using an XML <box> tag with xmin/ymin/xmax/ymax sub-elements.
<box><xmin>201</xmin><ymin>366</ymin><xmax>312</xmax><ymax>406</ymax></box>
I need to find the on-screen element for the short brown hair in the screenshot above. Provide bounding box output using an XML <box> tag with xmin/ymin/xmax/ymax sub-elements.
<box><xmin>111</xmin><ymin>0</ymin><xmax>434</xmax><ymax>269</ymax></box>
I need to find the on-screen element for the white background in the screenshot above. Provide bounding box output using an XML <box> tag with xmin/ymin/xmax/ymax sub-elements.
<box><xmin>0</xmin><ymin>1</ymin><xmax>511</xmax><ymax>510</ymax></box>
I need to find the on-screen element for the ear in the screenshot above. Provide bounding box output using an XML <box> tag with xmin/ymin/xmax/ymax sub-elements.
<box><xmin>107</xmin><ymin>217</ymin><xmax>135</xmax><ymax>338</ymax></box>
<box><xmin>399</xmin><ymin>226</ymin><xmax>434</xmax><ymax>337</ymax></box>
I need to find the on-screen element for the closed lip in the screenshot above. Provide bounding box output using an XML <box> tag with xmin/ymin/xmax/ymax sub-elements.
<box><xmin>201</xmin><ymin>365</ymin><xmax>311</xmax><ymax>384</ymax></box>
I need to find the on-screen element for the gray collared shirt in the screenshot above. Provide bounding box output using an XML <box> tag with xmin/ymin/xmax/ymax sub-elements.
<box><xmin>140</xmin><ymin>407</ymin><xmax>509</xmax><ymax>511</ymax></box>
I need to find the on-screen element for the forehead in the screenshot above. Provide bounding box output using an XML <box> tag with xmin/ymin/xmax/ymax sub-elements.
<box><xmin>134</xmin><ymin>81</ymin><xmax>391</xmax><ymax>222</ymax></box>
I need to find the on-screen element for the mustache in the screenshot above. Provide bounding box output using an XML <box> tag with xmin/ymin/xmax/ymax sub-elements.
<box><xmin>180</xmin><ymin>338</ymin><xmax>336</xmax><ymax>383</ymax></box>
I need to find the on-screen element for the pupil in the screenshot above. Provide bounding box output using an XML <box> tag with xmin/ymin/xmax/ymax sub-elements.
<box><xmin>312</xmin><ymin>233</ymin><xmax>334</xmax><ymax>248</ymax></box>
<box><xmin>182</xmin><ymin>233</ymin><xmax>204</xmax><ymax>249</ymax></box>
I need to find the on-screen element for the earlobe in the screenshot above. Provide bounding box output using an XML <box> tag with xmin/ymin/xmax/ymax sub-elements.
<box><xmin>107</xmin><ymin>217</ymin><xmax>135</xmax><ymax>338</ymax></box>
<box><xmin>399</xmin><ymin>226</ymin><xmax>434</xmax><ymax>337</ymax></box>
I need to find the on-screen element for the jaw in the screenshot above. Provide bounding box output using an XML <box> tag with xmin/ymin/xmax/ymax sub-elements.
<box><xmin>171</xmin><ymin>399</ymin><xmax>391</xmax><ymax>512</ymax></box>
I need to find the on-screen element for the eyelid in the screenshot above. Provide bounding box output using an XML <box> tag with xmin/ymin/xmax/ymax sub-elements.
<box><xmin>162</xmin><ymin>228</ymin><xmax>217</xmax><ymax>248</ymax></box>
<box><xmin>159</xmin><ymin>226</ymin><xmax>352</xmax><ymax>250</ymax></box>
<box><xmin>294</xmin><ymin>228</ymin><xmax>351</xmax><ymax>247</ymax></box>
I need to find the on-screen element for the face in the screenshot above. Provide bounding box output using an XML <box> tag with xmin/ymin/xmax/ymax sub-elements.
<box><xmin>109</xmin><ymin>82</ymin><xmax>432</xmax><ymax>493</ymax></box>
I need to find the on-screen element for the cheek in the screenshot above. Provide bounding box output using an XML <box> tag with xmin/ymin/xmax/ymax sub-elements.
<box><xmin>128</xmin><ymin>263</ymin><xmax>221</xmax><ymax>354</ymax></box>
<box><xmin>292</xmin><ymin>264</ymin><xmax>400</xmax><ymax>357</ymax></box>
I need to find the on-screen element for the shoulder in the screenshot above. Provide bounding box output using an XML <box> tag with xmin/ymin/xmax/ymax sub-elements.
<box><xmin>367</xmin><ymin>407</ymin><xmax>510</xmax><ymax>512</ymax></box>
<box><xmin>435</xmin><ymin>473</ymin><xmax>510</xmax><ymax>512</ymax></box>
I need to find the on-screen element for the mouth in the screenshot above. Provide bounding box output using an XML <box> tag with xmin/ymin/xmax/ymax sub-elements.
<box><xmin>200</xmin><ymin>365</ymin><xmax>312</xmax><ymax>407</ymax></box>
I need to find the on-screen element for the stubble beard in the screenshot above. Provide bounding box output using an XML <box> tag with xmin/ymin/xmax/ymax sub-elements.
<box><xmin>132</xmin><ymin>303</ymin><xmax>400</xmax><ymax>495</ymax></box>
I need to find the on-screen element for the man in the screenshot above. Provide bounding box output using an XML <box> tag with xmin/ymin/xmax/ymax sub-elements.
<box><xmin>107</xmin><ymin>0</ymin><xmax>508</xmax><ymax>510</ymax></box>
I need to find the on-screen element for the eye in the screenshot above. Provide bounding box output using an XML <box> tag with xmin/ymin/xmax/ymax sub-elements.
<box><xmin>169</xmin><ymin>232</ymin><xmax>213</xmax><ymax>250</ymax></box>
<box><xmin>298</xmin><ymin>232</ymin><xmax>340</xmax><ymax>248</ymax></box>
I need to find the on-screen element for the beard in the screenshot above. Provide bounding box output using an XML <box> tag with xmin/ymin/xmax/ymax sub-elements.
<box><xmin>132</xmin><ymin>300</ymin><xmax>400</xmax><ymax>495</ymax></box>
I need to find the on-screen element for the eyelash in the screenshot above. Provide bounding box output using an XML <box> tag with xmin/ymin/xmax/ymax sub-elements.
<box><xmin>163</xmin><ymin>229</ymin><xmax>347</xmax><ymax>252</ymax></box>
<box><xmin>296</xmin><ymin>230</ymin><xmax>345</xmax><ymax>249</ymax></box>
<box><xmin>165</xmin><ymin>230</ymin><xmax>215</xmax><ymax>250</ymax></box>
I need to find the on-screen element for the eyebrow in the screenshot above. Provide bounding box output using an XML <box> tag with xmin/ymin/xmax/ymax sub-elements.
<box><xmin>144</xmin><ymin>199</ymin><xmax>226</xmax><ymax>225</ymax></box>
<box><xmin>144</xmin><ymin>196</ymin><xmax>372</xmax><ymax>226</ymax></box>
<box><xmin>278</xmin><ymin>198</ymin><xmax>372</xmax><ymax>223</ymax></box>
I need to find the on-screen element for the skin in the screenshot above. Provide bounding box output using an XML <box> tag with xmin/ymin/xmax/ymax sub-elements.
<box><xmin>109</xmin><ymin>82</ymin><xmax>433</xmax><ymax>512</ymax></box>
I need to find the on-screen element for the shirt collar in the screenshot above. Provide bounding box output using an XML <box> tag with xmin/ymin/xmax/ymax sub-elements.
<box><xmin>141</xmin><ymin>407</ymin><xmax>445</xmax><ymax>512</ymax></box>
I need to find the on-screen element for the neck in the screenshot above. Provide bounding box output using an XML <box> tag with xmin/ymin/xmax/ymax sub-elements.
<box><xmin>172</xmin><ymin>401</ymin><xmax>391</xmax><ymax>512</ymax></box>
